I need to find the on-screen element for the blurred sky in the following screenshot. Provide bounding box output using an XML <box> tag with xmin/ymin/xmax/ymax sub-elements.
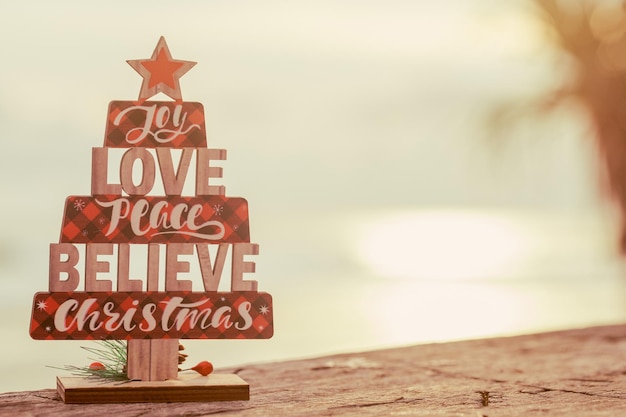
<box><xmin>0</xmin><ymin>0</ymin><xmax>603</xmax><ymax>214</ymax></box>
<box><xmin>1</xmin><ymin>0</ymin><xmax>625</xmax><ymax>392</ymax></box>
<box><xmin>0</xmin><ymin>0</ymin><xmax>611</xmax><ymax>282</ymax></box>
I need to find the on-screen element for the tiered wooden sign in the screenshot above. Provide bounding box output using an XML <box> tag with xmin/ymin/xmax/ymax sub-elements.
<box><xmin>29</xmin><ymin>37</ymin><xmax>274</xmax><ymax>403</ymax></box>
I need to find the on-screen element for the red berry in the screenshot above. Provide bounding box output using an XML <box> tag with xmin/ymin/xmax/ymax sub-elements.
<box><xmin>191</xmin><ymin>361</ymin><xmax>213</xmax><ymax>376</ymax></box>
<box><xmin>89</xmin><ymin>362</ymin><xmax>106</xmax><ymax>371</ymax></box>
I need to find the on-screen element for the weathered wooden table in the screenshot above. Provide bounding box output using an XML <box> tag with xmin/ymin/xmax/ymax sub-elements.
<box><xmin>2</xmin><ymin>324</ymin><xmax>626</xmax><ymax>416</ymax></box>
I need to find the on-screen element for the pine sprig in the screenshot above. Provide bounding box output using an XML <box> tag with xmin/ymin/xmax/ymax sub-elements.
<box><xmin>83</xmin><ymin>339</ymin><xmax>127</xmax><ymax>367</ymax></box>
<box><xmin>49</xmin><ymin>340</ymin><xmax>203</xmax><ymax>382</ymax></box>
<box><xmin>49</xmin><ymin>340</ymin><xmax>129</xmax><ymax>382</ymax></box>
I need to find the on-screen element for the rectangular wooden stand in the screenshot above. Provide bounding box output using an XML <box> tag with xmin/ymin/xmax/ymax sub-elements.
<box><xmin>57</xmin><ymin>373</ymin><xmax>249</xmax><ymax>404</ymax></box>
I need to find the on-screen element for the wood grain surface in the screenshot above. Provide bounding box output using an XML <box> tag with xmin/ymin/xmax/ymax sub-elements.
<box><xmin>3</xmin><ymin>324</ymin><xmax>626</xmax><ymax>416</ymax></box>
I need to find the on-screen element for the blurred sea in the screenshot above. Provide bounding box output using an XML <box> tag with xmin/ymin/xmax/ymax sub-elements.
<box><xmin>1</xmin><ymin>207</ymin><xmax>625</xmax><ymax>393</ymax></box>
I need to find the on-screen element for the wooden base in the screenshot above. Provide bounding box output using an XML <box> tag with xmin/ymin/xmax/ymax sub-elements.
<box><xmin>57</xmin><ymin>373</ymin><xmax>249</xmax><ymax>404</ymax></box>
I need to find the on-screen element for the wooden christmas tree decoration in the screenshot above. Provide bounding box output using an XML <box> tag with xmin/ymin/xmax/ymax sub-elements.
<box><xmin>30</xmin><ymin>37</ymin><xmax>274</xmax><ymax>404</ymax></box>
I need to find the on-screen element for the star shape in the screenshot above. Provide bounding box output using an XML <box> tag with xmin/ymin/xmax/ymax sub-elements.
<box><xmin>259</xmin><ymin>305</ymin><xmax>270</xmax><ymax>315</ymax></box>
<box><xmin>36</xmin><ymin>300</ymin><xmax>48</xmax><ymax>311</ymax></box>
<box><xmin>127</xmin><ymin>36</ymin><xmax>196</xmax><ymax>102</ymax></box>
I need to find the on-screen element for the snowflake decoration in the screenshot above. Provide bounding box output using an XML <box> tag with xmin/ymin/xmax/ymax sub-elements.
<box><xmin>45</xmin><ymin>326</ymin><xmax>52</xmax><ymax>333</ymax></box>
<box><xmin>73</xmin><ymin>199</ymin><xmax>86</xmax><ymax>211</ymax></box>
<box><xmin>81</xmin><ymin>229</ymin><xmax>89</xmax><ymax>237</ymax></box>
<box><xmin>220</xmin><ymin>297</ymin><xmax>226</xmax><ymax>302</ymax></box>
<box><xmin>212</xmin><ymin>204</ymin><xmax>223</xmax><ymax>216</ymax></box>
<box><xmin>259</xmin><ymin>305</ymin><xmax>270</xmax><ymax>315</ymax></box>
<box><xmin>97</xmin><ymin>216</ymin><xmax>107</xmax><ymax>225</ymax></box>
<box><xmin>36</xmin><ymin>300</ymin><xmax>47</xmax><ymax>311</ymax></box>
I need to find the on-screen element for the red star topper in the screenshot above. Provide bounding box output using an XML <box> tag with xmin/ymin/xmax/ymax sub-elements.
<box><xmin>127</xmin><ymin>36</ymin><xmax>196</xmax><ymax>102</ymax></box>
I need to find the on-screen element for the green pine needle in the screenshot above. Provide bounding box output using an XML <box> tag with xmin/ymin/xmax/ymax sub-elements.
<box><xmin>49</xmin><ymin>340</ymin><xmax>129</xmax><ymax>382</ymax></box>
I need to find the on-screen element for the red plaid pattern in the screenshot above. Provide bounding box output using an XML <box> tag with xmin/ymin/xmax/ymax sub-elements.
<box><xmin>31</xmin><ymin>89</ymin><xmax>276</xmax><ymax>349</ymax></box>
<box><xmin>60</xmin><ymin>196</ymin><xmax>250</xmax><ymax>243</ymax></box>
<box><xmin>30</xmin><ymin>291</ymin><xmax>274</xmax><ymax>340</ymax></box>
<box><xmin>104</xmin><ymin>101</ymin><xmax>207</xmax><ymax>148</ymax></box>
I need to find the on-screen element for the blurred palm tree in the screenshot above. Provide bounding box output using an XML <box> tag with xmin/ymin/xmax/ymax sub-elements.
<box><xmin>531</xmin><ymin>0</ymin><xmax>626</xmax><ymax>251</ymax></box>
